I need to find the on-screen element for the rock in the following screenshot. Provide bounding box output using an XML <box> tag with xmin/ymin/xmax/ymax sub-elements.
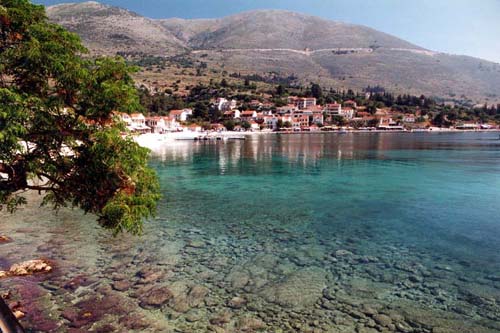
<box><xmin>323</xmin><ymin>288</ymin><xmax>336</xmax><ymax>301</ymax></box>
<box><xmin>112</xmin><ymin>280</ymin><xmax>131</xmax><ymax>292</ymax></box>
<box><xmin>95</xmin><ymin>324</ymin><xmax>116</xmax><ymax>333</ymax></box>
<box><xmin>119</xmin><ymin>313</ymin><xmax>149</xmax><ymax>330</ymax></box>
<box><xmin>169</xmin><ymin>295</ymin><xmax>191</xmax><ymax>313</ymax></box>
<box><xmin>238</xmin><ymin>317</ymin><xmax>266</xmax><ymax>331</ymax></box>
<box><xmin>360</xmin><ymin>305</ymin><xmax>377</xmax><ymax>316</ymax></box>
<box><xmin>228</xmin><ymin>296</ymin><xmax>247</xmax><ymax>309</ymax></box>
<box><xmin>485</xmin><ymin>275</ymin><xmax>500</xmax><ymax>282</ymax></box>
<box><xmin>0</xmin><ymin>271</ymin><xmax>7</xmax><ymax>278</ymax></box>
<box><xmin>188</xmin><ymin>284</ymin><xmax>209</xmax><ymax>307</ymax></box>
<box><xmin>262</xmin><ymin>267</ymin><xmax>327</xmax><ymax>309</ymax></box>
<box><xmin>372</xmin><ymin>314</ymin><xmax>392</xmax><ymax>327</ymax></box>
<box><xmin>139</xmin><ymin>286</ymin><xmax>173</xmax><ymax>308</ymax></box>
<box><xmin>225</xmin><ymin>271</ymin><xmax>250</xmax><ymax>290</ymax></box>
<box><xmin>335</xmin><ymin>250</ymin><xmax>354</xmax><ymax>257</ymax></box>
<box><xmin>210</xmin><ymin>311</ymin><xmax>232</xmax><ymax>326</ymax></box>
<box><xmin>186</xmin><ymin>240</ymin><xmax>206</xmax><ymax>249</ymax></box>
<box><xmin>8</xmin><ymin>259</ymin><xmax>52</xmax><ymax>276</ymax></box>
<box><xmin>13</xmin><ymin>310</ymin><xmax>25</xmax><ymax>319</ymax></box>
<box><xmin>356</xmin><ymin>327</ymin><xmax>378</xmax><ymax>333</ymax></box>
<box><xmin>396</xmin><ymin>322</ymin><xmax>414</xmax><ymax>333</ymax></box>
<box><xmin>0</xmin><ymin>235</ymin><xmax>11</xmax><ymax>243</ymax></box>
<box><xmin>64</xmin><ymin>275</ymin><xmax>96</xmax><ymax>291</ymax></box>
<box><xmin>408</xmin><ymin>275</ymin><xmax>423</xmax><ymax>283</ymax></box>
<box><xmin>136</xmin><ymin>268</ymin><xmax>164</xmax><ymax>284</ymax></box>
<box><xmin>185</xmin><ymin>310</ymin><xmax>204</xmax><ymax>323</ymax></box>
<box><xmin>62</xmin><ymin>306</ymin><xmax>105</xmax><ymax>329</ymax></box>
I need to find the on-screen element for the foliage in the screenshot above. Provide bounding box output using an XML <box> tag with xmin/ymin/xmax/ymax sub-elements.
<box><xmin>0</xmin><ymin>0</ymin><xmax>160</xmax><ymax>234</ymax></box>
<box><xmin>241</xmin><ymin>121</ymin><xmax>251</xmax><ymax>130</ymax></box>
<box><xmin>223</xmin><ymin>120</ymin><xmax>235</xmax><ymax>131</ymax></box>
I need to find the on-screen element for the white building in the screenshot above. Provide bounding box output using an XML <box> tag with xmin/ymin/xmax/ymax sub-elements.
<box><xmin>216</xmin><ymin>98</ymin><xmax>237</xmax><ymax>111</ymax></box>
<box><xmin>169</xmin><ymin>109</ymin><xmax>193</xmax><ymax>122</ymax></box>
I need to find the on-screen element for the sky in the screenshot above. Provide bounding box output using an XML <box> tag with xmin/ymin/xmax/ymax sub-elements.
<box><xmin>36</xmin><ymin>0</ymin><xmax>500</xmax><ymax>63</ymax></box>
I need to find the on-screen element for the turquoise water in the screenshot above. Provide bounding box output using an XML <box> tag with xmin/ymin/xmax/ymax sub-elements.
<box><xmin>1</xmin><ymin>132</ymin><xmax>500</xmax><ymax>332</ymax></box>
<box><xmin>155</xmin><ymin>133</ymin><xmax>500</xmax><ymax>270</ymax></box>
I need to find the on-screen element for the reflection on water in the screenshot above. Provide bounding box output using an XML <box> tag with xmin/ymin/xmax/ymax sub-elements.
<box><xmin>1</xmin><ymin>132</ymin><xmax>500</xmax><ymax>333</ymax></box>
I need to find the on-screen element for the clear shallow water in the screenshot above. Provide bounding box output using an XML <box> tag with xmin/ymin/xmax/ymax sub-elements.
<box><xmin>1</xmin><ymin>132</ymin><xmax>500</xmax><ymax>332</ymax></box>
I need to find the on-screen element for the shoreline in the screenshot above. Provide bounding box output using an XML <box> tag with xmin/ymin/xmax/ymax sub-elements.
<box><xmin>134</xmin><ymin>129</ymin><xmax>500</xmax><ymax>150</ymax></box>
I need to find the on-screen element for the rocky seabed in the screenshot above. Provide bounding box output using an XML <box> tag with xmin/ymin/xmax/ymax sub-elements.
<box><xmin>1</xmin><ymin>209</ymin><xmax>500</xmax><ymax>333</ymax></box>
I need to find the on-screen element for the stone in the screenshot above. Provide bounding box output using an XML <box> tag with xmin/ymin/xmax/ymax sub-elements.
<box><xmin>112</xmin><ymin>280</ymin><xmax>131</xmax><ymax>292</ymax></box>
<box><xmin>185</xmin><ymin>310</ymin><xmax>204</xmax><ymax>323</ymax></box>
<box><xmin>238</xmin><ymin>317</ymin><xmax>266</xmax><ymax>331</ymax></box>
<box><xmin>64</xmin><ymin>275</ymin><xmax>96</xmax><ymax>291</ymax></box>
<box><xmin>335</xmin><ymin>250</ymin><xmax>354</xmax><ymax>257</ymax></box>
<box><xmin>136</xmin><ymin>268</ymin><xmax>164</xmax><ymax>284</ymax></box>
<box><xmin>228</xmin><ymin>296</ymin><xmax>247</xmax><ymax>309</ymax></box>
<box><xmin>360</xmin><ymin>305</ymin><xmax>377</xmax><ymax>316</ymax></box>
<box><xmin>95</xmin><ymin>324</ymin><xmax>116</xmax><ymax>333</ymax></box>
<box><xmin>261</xmin><ymin>267</ymin><xmax>327</xmax><ymax>309</ymax></box>
<box><xmin>225</xmin><ymin>270</ymin><xmax>250</xmax><ymax>289</ymax></box>
<box><xmin>8</xmin><ymin>259</ymin><xmax>52</xmax><ymax>276</ymax></box>
<box><xmin>186</xmin><ymin>240</ymin><xmax>206</xmax><ymax>248</ymax></box>
<box><xmin>409</xmin><ymin>275</ymin><xmax>423</xmax><ymax>283</ymax></box>
<box><xmin>0</xmin><ymin>235</ymin><xmax>11</xmax><ymax>243</ymax></box>
<box><xmin>139</xmin><ymin>286</ymin><xmax>173</xmax><ymax>308</ymax></box>
<box><xmin>372</xmin><ymin>314</ymin><xmax>392</xmax><ymax>327</ymax></box>
<box><xmin>188</xmin><ymin>284</ymin><xmax>209</xmax><ymax>307</ymax></box>
<box><xmin>169</xmin><ymin>295</ymin><xmax>191</xmax><ymax>313</ymax></box>
<box><xmin>210</xmin><ymin>311</ymin><xmax>232</xmax><ymax>326</ymax></box>
<box><xmin>119</xmin><ymin>313</ymin><xmax>149</xmax><ymax>330</ymax></box>
<box><xmin>396</xmin><ymin>322</ymin><xmax>414</xmax><ymax>333</ymax></box>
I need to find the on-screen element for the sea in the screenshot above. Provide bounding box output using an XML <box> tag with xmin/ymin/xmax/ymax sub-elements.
<box><xmin>1</xmin><ymin>132</ymin><xmax>499</xmax><ymax>332</ymax></box>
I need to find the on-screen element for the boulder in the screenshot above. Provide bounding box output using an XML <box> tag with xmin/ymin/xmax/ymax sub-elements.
<box><xmin>139</xmin><ymin>286</ymin><xmax>173</xmax><ymax>308</ymax></box>
<box><xmin>8</xmin><ymin>259</ymin><xmax>52</xmax><ymax>276</ymax></box>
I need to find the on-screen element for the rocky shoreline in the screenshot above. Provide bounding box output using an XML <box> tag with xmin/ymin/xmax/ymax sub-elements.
<box><xmin>1</xmin><ymin>198</ymin><xmax>499</xmax><ymax>333</ymax></box>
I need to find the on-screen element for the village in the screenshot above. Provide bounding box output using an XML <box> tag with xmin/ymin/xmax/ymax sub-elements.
<box><xmin>119</xmin><ymin>96</ymin><xmax>497</xmax><ymax>135</ymax></box>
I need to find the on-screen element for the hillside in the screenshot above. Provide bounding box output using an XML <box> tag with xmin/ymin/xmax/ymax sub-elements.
<box><xmin>46</xmin><ymin>2</ymin><xmax>500</xmax><ymax>103</ymax></box>
<box><xmin>46</xmin><ymin>1</ymin><xmax>186</xmax><ymax>55</ymax></box>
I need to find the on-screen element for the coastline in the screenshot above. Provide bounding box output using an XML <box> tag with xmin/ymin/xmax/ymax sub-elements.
<box><xmin>134</xmin><ymin>129</ymin><xmax>500</xmax><ymax>150</ymax></box>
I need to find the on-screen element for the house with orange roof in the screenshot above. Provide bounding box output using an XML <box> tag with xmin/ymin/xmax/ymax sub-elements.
<box><xmin>169</xmin><ymin>109</ymin><xmax>193</xmax><ymax>122</ymax></box>
<box><xmin>344</xmin><ymin>100</ymin><xmax>358</xmax><ymax>109</ymax></box>
<box><xmin>240</xmin><ymin>110</ymin><xmax>257</xmax><ymax>121</ymax></box>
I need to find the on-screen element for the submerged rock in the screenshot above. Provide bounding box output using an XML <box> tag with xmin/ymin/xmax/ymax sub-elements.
<box><xmin>0</xmin><ymin>235</ymin><xmax>12</xmax><ymax>243</ymax></box>
<box><xmin>139</xmin><ymin>286</ymin><xmax>173</xmax><ymax>308</ymax></box>
<box><xmin>112</xmin><ymin>280</ymin><xmax>132</xmax><ymax>292</ymax></box>
<box><xmin>3</xmin><ymin>259</ymin><xmax>52</xmax><ymax>277</ymax></box>
<box><xmin>238</xmin><ymin>317</ymin><xmax>266</xmax><ymax>331</ymax></box>
<box><xmin>228</xmin><ymin>296</ymin><xmax>247</xmax><ymax>309</ymax></box>
<box><xmin>209</xmin><ymin>311</ymin><xmax>232</xmax><ymax>326</ymax></box>
<box><xmin>261</xmin><ymin>267</ymin><xmax>327</xmax><ymax>309</ymax></box>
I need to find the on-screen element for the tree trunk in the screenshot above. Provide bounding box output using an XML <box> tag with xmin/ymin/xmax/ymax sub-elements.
<box><xmin>0</xmin><ymin>296</ymin><xmax>25</xmax><ymax>333</ymax></box>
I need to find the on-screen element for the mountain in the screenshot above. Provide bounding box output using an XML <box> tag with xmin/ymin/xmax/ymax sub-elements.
<box><xmin>46</xmin><ymin>1</ymin><xmax>186</xmax><ymax>55</ymax></box>
<box><xmin>47</xmin><ymin>2</ymin><xmax>500</xmax><ymax>102</ymax></box>
<box><xmin>159</xmin><ymin>10</ymin><xmax>421</xmax><ymax>50</ymax></box>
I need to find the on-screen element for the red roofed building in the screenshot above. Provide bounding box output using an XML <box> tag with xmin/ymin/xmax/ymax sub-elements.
<box><xmin>344</xmin><ymin>100</ymin><xmax>358</xmax><ymax>109</ymax></box>
<box><xmin>240</xmin><ymin>110</ymin><xmax>257</xmax><ymax>121</ymax></box>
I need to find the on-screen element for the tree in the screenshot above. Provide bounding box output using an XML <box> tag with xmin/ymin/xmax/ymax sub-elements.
<box><xmin>311</xmin><ymin>83</ymin><xmax>322</xmax><ymax>100</ymax></box>
<box><xmin>275</xmin><ymin>84</ymin><xmax>286</xmax><ymax>96</ymax></box>
<box><xmin>0</xmin><ymin>1</ymin><xmax>161</xmax><ymax>234</ymax></box>
<box><xmin>331</xmin><ymin>116</ymin><xmax>348</xmax><ymax>126</ymax></box>
<box><xmin>241</xmin><ymin>121</ymin><xmax>251</xmax><ymax>130</ymax></box>
<box><xmin>223</xmin><ymin>120</ymin><xmax>235</xmax><ymax>131</ymax></box>
<box><xmin>1</xmin><ymin>1</ymin><xmax>162</xmax><ymax>329</ymax></box>
<box><xmin>276</xmin><ymin>119</ymin><xmax>284</xmax><ymax>131</ymax></box>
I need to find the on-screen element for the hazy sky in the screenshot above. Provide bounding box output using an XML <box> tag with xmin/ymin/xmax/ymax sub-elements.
<box><xmin>36</xmin><ymin>0</ymin><xmax>500</xmax><ymax>63</ymax></box>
